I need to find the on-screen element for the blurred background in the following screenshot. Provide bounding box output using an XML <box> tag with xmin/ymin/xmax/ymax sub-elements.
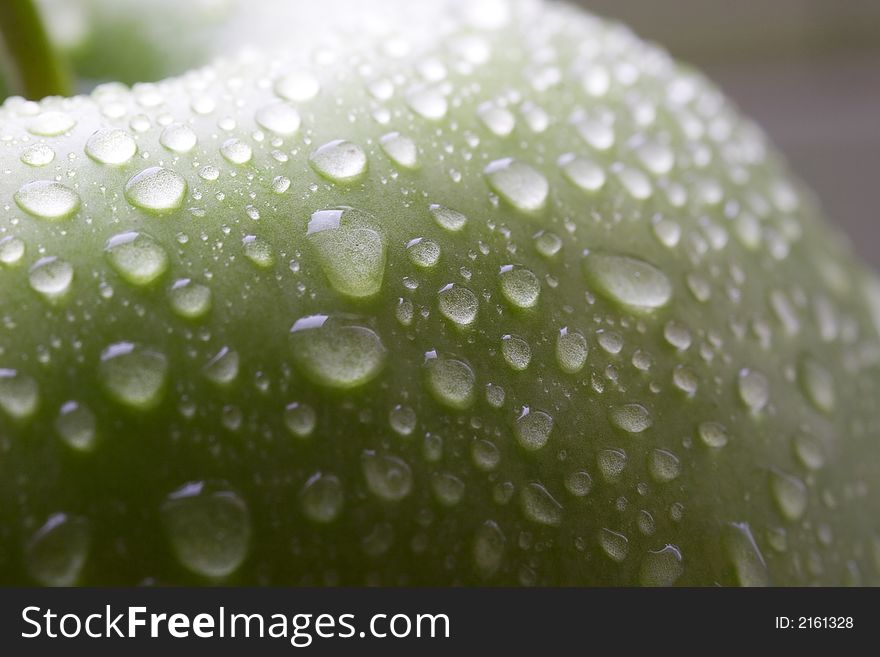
<box><xmin>583</xmin><ymin>0</ymin><xmax>880</xmax><ymax>267</ymax></box>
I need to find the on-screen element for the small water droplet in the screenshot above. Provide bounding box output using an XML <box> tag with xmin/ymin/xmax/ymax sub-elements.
<box><xmin>672</xmin><ymin>365</ymin><xmax>698</xmax><ymax>395</ymax></box>
<box><xmin>737</xmin><ymin>368</ymin><xmax>769</xmax><ymax>413</ymax></box>
<box><xmin>484</xmin><ymin>158</ymin><xmax>548</xmax><ymax>212</ymax></box>
<box><xmin>599</xmin><ymin>528</ymin><xmax>629</xmax><ymax>562</ymax></box>
<box><xmin>501</xmin><ymin>335</ymin><xmax>531</xmax><ymax>371</ymax></box>
<box><xmin>290</xmin><ymin>315</ymin><xmax>386</xmax><ymax>388</ymax></box>
<box><xmin>770</xmin><ymin>469</ymin><xmax>808</xmax><ymax>521</ymax></box>
<box><xmin>598</xmin><ymin>449</ymin><xmax>627</xmax><ymax>481</ymax></box>
<box><xmin>559</xmin><ymin>153</ymin><xmax>605</xmax><ymax>192</ymax></box>
<box><xmin>274</xmin><ymin>71</ymin><xmax>320</xmax><ymax>101</ymax></box>
<box><xmin>389</xmin><ymin>404</ymin><xmax>417</xmax><ymax>436</ymax></box>
<box><xmin>380</xmin><ymin>132</ymin><xmax>418</xmax><ymax>168</ymax></box>
<box><xmin>284</xmin><ymin>402</ymin><xmax>316</xmax><ymax>438</ymax></box>
<box><xmin>362</xmin><ymin>450</ymin><xmax>412</xmax><ymax>502</ymax></box>
<box><xmin>406</xmin><ymin>87</ymin><xmax>448</xmax><ymax>120</ymax></box>
<box><xmin>649</xmin><ymin>449</ymin><xmax>681</xmax><ymax>482</ymax></box>
<box><xmin>697</xmin><ymin>421</ymin><xmax>728</xmax><ymax>448</ymax></box>
<box><xmin>521</xmin><ymin>482</ymin><xmax>563</xmax><ymax>526</ymax></box>
<box><xmin>99</xmin><ymin>342</ymin><xmax>168</xmax><ymax>410</ymax></box>
<box><xmin>105</xmin><ymin>231</ymin><xmax>168</xmax><ymax>286</ymax></box>
<box><xmin>203</xmin><ymin>347</ymin><xmax>239</xmax><ymax>385</ymax></box>
<box><xmin>125</xmin><ymin>166</ymin><xmax>187</xmax><ymax>212</ymax></box>
<box><xmin>429</xmin><ymin>203</ymin><xmax>467</xmax><ymax>232</ymax></box>
<box><xmin>663</xmin><ymin>320</ymin><xmax>691</xmax><ymax>351</ymax></box>
<box><xmin>583</xmin><ymin>252</ymin><xmax>672</xmax><ymax>312</ymax></box>
<box><xmin>220</xmin><ymin>138</ymin><xmax>252</xmax><ymax>164</ymax></box>
<box><xmin>473</xmin><ymin>520</ymin><xmax>505</xmax><ymax>579</ymax></box>
<box><xmin>597</xmin><ymin>330</ymin><xmax>623</xmax><ymax>354</ymax></box>
<box><xmin>798</xmin><ymin>355</ymin><xmax>835</xmax><ymax>413</ymax></box>
<box><xmin>609</xmin><ymin>403</ymin><xmax>653</xmax><ymax>434</ymax></box>
<box><xmin>255</xmin><ymin>101</ymin><xmax>301</xmax><ymax>136</ymax></box>
<box><xmin>159</xmin><ymin>122</ymin><xmax>197</xmax><ymax>153</ymax></box>
<box><xmin>0</xmin><ymin>369</ymin><xmax>39</xmax><ymax>420</ymax></box>
<box><xmin>28</xmin><ymin>111</ymin><xmax>75</xmax><ymax>136</ymax></box>
<box><xmin>301</xmin><ymin>472</ymin><xmax>344</xmax><ymax>523</ymax></box>
<box><xmin>477</xmin><ymin>102</ymin><xmax>516</xmax><ymax>136</ymax></box>
<box><xmin>534</xmin><ymin>230</ymin><xmax>562</xmax><ymax>257</ymax></box>
<box><xmin>20</xmin><ymin>143</ymin><xmax>55</xmax><ymax>167</ymax></box>
<box><xmin>242</xmin><ymin>235</ymin><xmax>274</xmax><ymax>268</ymax></box>
<box><xmin>169</xmin><ymin>279</ymin><xmax>212</xmax><ymax>319</ymax></box>
<box><xmin>438</xmin><ymin>284</ymin><xmax>478</xmax><ymax>326</ymax></box>
<box><xmin>792</xmin><ymin>431</ymin><xmax>825</xmax><ymax>470</ymax></box>
<box><xmin>55</xmin><ymin>401</ymin><xmax>97</xmax><ymax>451</ymax></box>
<box><xmin>565</xmin><ymin>470</ymin><xmax>593</xmax><ymax>497</ymax></box>
<box><xmin>14</xmin><ymin>180</ymin><xmax>80</xmax><ymax>220</ymax></box>
<box><xmin>0</xmin><ymin>236</ymin><xmax>25</xmax><ymax>266</ymax></box>
<box><xmin>26</xmin><ymin>514</ymin><xmax>90</xmax><ymax>586</ymax></box>
<box><xmin>162</xmin><ymin>482</ymin><xmax>252</xmax><ymax>579</ymax></box>
<box><xmin>432</xmin><ymin>472</ymin><xmax>465</xmax><ymax>507</ymax></box>
<box><xmin>424</xmin><ymin>353</ymin><xmax>475</xmax><ymax>410</ymax></box>
<box><xmin>86</xmin><ymin>128</ymin><xmax>137</xmax><ymax>165</ymax></box>
<box><xmin>514</xmin><ymin>407</ymin><xmax>553</xmax><ymax>451</ymax></box>
<box><xmin>29</xmin><ymin>256</ymin><xmax>73</xmax><ymax>299</ymax></box>
<box><xmin>472</xmin><ymin>439</ymin><xmax>500</xmax><ymax>471</ymax></box>
<box><xmin>499</xmin><ymin>265</ymin><xmax>540</xmax><ymax>309</ymax></box>
<box><xmin>406</xmin><ymin>237</ymin><xmax>440</xmax><ymax>268</ymax></box>
<box><xmin>309</xmin><ymin>139</ymin><xmax>367</xmax><ymax>182</ymax></box>
<box><xmin>639</xmin><ymin>545</ymin><xmax>683</xmax><ymax>586</ymax></box>
<box><xmin>556</xmin><ymin>328</ymin><xmax>588</xmax><ymax>374</ymax></box>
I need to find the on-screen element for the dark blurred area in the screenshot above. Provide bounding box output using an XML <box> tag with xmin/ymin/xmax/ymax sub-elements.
<box><xmin>580</xmin><ymin>0</ymin><xmax>880</xmax><ymax>267</ymax></box>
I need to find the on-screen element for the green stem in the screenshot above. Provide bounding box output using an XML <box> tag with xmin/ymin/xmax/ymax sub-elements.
<box><xmin>0</xmin><ymin>0</ymin><xmax>71</xmax><ymax>99</ymax></box>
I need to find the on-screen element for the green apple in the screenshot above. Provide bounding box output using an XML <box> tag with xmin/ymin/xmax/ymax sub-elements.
<box><xmin>1</xmin><ymin>0</ymin><xmax>879</xmax><ymax>587</ymax></box>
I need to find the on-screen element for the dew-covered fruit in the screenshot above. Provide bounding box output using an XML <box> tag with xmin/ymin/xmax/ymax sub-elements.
<box><xmin>1</xmin><ymin>0</ymin><xmax>879</xmax><ymax>586</ymax></box>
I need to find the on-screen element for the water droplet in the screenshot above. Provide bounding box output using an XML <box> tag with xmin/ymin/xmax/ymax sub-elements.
<box><xmin>26</xmin><ymin>514</ymin><xmax>90</xmax><ymax>586</ymax></box>
<box><xmin>484</xmin><ymin>158</ymin><xmax>548</xmax><ymax>212</ymax></box>
<box><xmin>499</xmin><ymin>265</ymin><xmax>540</xmax><ymax>309</ymax></box>
<box><xmin>639</xmin><ymin>545</ymin><xmax>683</xmax><ymax>586</ymax></box>
<box><xmin>598</xmin><ymin>449</ymin><xmax>627</xmax><ymax>481</ymax></box>
<box><xmin>162</xmin><ymin>482</ymin><xmax>252</xmax><ymax>579</ymax></box>
<box><xmin>472</xmin><ymin>439</ymin><xmax>500</xmax><ymax>471</ymax></box>
<box><xmin>792</xmin><ymin>431</ymin><xmax>825</xmax><ymax>470</ymax></box>
<box><xmin>362</xmin><ymin>450</ymin><xmax>412</xmax><ymax>502</ymax></box>
<box><xmin>599</xmin><ymin>528</ymin><xmax>629</xmax><ymax>562</ymax></box>
<box><xmin>125</xmin><ymin>166</ymin><xmax>187</xmax><ymax>212</ymax></box>
<box><xmin>697</xmin><ymin>421</ymin><xmax>728</xmax><ymax>448</ymax></box>
<box><xmin>737</xmin><ymin>368</ymin><xmax>769</xmax><ymax>413</ymax></box>
<box><xmin>85</xmin><ymin>127</ymin><xmax>137</xmax><ymax>165</ymax></box>
<box><xmin>99</xmin><ymin>342</ymin><xmax>168</xmax><ymax>410</ymax></box>
<box><xmin>653</xmin><ymin>218</ymin><xmax>681</xmax><ymax>248</ymax></box>
<box><xmin>565</xmin><ymin>470</ymin><xmax>593</xmax><ymax>497</ymax></box>
<box><xmin>798</xmin><ymin>355</ymin><xmax>835</xmax><ymax>413</ymax></box>
<box><xmin>770</xmin><ymin>469</ymin><xmax>808</xmax><ymax>521</ymax></box>
<box><xmin>14</xmin><ymin>180</ymin><xmax>80</xmax><ymax>220</ymax></box>
<box><xmin>663</xmin><ymin>320</ymin><xmax>691</xmax><ymax>351</ymax></box>
<box><xmin>534</xmin><ymin>230</ymin><xmax>562</xmax><ymax>257</ymax></box>
<box><xmin>429</xmin><ymin>203</ymin><xmax>467</xmax><ymax>232</ymax></box>
<box><xmin>406</xmin><ymin>237</ymin><xmax>440</xmax><ymax>268</ymax></box>
<box><xmin>424</xmin><ymin>353</ymin><xmax>475</xmax><ymax>410</ymax></box>
<box><xmin>485</xmin><ymin>382</ymin><xmax>505</xmax><ymax>408</ymax></box>
<box><xmin>616</xmin><ymin>166</ymin><xmax>652</xmax><ymax>200</ymax></box>
<box><xmin>406</xmin><ymin>87</ymin><xmax>448</xmax><ymax>120</ymax></box>
<box><xmin>255</xmin><ymin>102</ymin><xmax>301</xmax><ymax>136</ymax></box>
<box><xmin>290</xmin><ymin>315</ymin><xmax>386</xmax><ymax>388</ymax></box>
<box><xmin>28</xmin><ymin>111</ymin><xmax>75</xmax><ymax>136</ymax></box>
<box><xmin>649</xmin><ymin>449</ymin><xmax>681</xmax><ymax>482</ymax></box>
<box><xmin>672</xmin><ymin>365</ymin><xmax>698</xmax><ymax>395</ymax></box>
<box><xmin>241</xmin><ymin>235</ymin><xmax>274</xmax><ymax>268</ymax></box>
<box><xmin>609</xmin><ymin>403</ymin><xmax>653</xmax><ymax>434</ymax></box>
<box><xmin>307</xmin><ymin>207</ymin><xmax>386</xmax><ymax>298</ymax></box>
<box><xmin>559</xmin><ymin>153</ymin><xmax>605</xmax><ymax>192</ymax></box>
<box><xmin>477</xmin><ymin>103</ymin><xmax>516</xmax><ymax>136</ymax></box>
<box><xmin>380</xmin><ymin>132</ymin><xmax>418</xmax><ymax>168</ymax></box>
<box><xmin>501</xmin><ymin>335</ymin><xmax>531</xmax><ymax>371</ymax></box>
<box><xmin>597</xmin><ymin>330</ymin><xmax>623</xmax><ymax>354</ymax></box>
<box><xmin>199</xmin><ymin>165</ymin><xmax>220</xmax><ymax>181</ymax></box>
<box><xmin>55</xmin><ymin>401</ymin><xmax>96</xmax><ymax>451</ymax></box>
<box><xmin>29</xmin><ymin>256</ymin><xmax>73</xmax><ymax>299</ymax></box>
<box><xmin>583</xmin><ymin>252</ymin><xmax>672</xmax><ymax>311</ymax></box>
<box><xmin>159</xmin><ymin>122</ymin><xmax>197</xmax><ymax>153</ymax></box>
<box><xmin>309</xmin><ymin>139</ymin><xmax>367</xmax><ymax>182</ymax></box>
<box><xmin>0</xmin><ymin>236</ymin><xmax>25</xmax><ymax>265</ymax></box>
<box><xmin>432</xmin><ymin>472</ymin><xmax>465</xmax><ymax>507</ymax></box>
<box><xmin>274</xmin><ymin>71</ymin><xmax>320</xmax><ymax>101</ymax></box>
<box><xmin>389</xmin><ymin>404</ymin><xmax>417</xmax><ymax>436</ymax></box>
<box><xmin>0</xmin><ymin>369</ymin><xmax>39</xmax><ymax>420</ymax></box>
<box><xmin>722</xmin><ymin>522</ymin><xmax>769</xmax><ymax>586</ymax></box>
<box><xmin>514</xmin><ymin>407</ymin><xmax>553</xmax><ymax>450</ymax></box>
<box><xmin>203</xmin><ymin>347</ymin><xmax>239</xmax><ymax>386</ymax></box>
<box><xmin>169</xmin><ymin>279</ymin><xmax>212</xmax><ymax>319</ymax></box>
<box><xmin>395</xmin><ymin>297</ymin><xmax>414</xmax><ymax>326</ymax></box>
<box><xmin>301</xmin><ymin>473</ymin><xmax>344</xmax><ymax>523</ymax></box>
<box><xmin>556</xmin><ymin>328</ymin><xmax>588</xmax><ymax>374</ymax></box>
<box><xmin>473</xmin><ymin>520</ymin><xmax>505</xmax><ymax>579</ymax></box>
<box><xmin>284</xmin><ymin>402</ymin><xmax>316</xmax><ymax>438</ymax></box>
<box><xmin>105</xmin><ymin>231</ymin><xmax>168</xmax><ymax>286</ymax></box>
<box><xmin>20</xmin><ymin>143</ymin><xmax>55</xmax><ymax>167</ymax></box>
<box><xmin>521</xmin><ymin>482</ymin><xmax>563</xmax><ymax>526</ymax></box>
<box><xmin>220</xmin><ymin>138</ymin><xmax>252</xmax><ymax>164</ymax></box>
<box><xmin>438</xmin><ymin>284</ymin><xmax>478</xmax><ymax>326</ymax></box>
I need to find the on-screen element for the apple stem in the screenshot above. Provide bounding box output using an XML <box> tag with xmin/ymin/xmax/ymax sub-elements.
<box><xmin>0</xmin><ymin>0</ymin><xmax>72</xmax><ymax>99</ymax></box>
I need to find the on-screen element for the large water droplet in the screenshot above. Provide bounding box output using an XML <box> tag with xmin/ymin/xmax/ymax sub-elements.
<box><xmin>362</xmin><ymin>450</ymin><xmax>412</xmax><ymax>502</ymax></box>
<box><xmin>583</xmin><ymin>252</ymin><xmax>672</xmax><ymax>311</ymax></box>
<box><xmin>28</xmin><ymin>111</ymin><xmax>75</xmax><ymax>136</ymax></box>
<box><xmin>438</xmin><ymin>284</ymin><xmax>478</xmax><ymax>326</ymax></box>
<box><xmin>20</xmin><ymin>143</ymin><xmax>55</xmax><ymax>167</ymax></box>
<box><xmin>307</xmin><ymin>207</ymin><xmax>386</xmax><ymax>298</ymax></box>
<box><xmin>424</xmin><ymin>352</ymin><xmax>475</xmax><ymax>410</ymax></box>
<box><xmin>169</xmin><ymin>279</ymin><xmax>212</xmax><ymax>319</ymax></box>
<box><xmin>501</xmin><ymin>335</ymin><xmax>531</xmax><ymax>371</ymax></box>
<box><xmin>26</xmin><ymin>514</ymin><xmax>90</xmax><ymax>586</ymax></box>
<box><xmin>0</xmin><ymin>236</ymin><xmax>25</xmax><ymax>266</ymax></box>
<box><xmin>99</xmin><ymin>342</ymin><xmax>168</xmax><ymax>410</ymax></box>
<box><xmin>389</xmin><ymin>404</ymin><xmax>417</xmax><ymax>436</ymax></box>
<box><xmin>406</xmin><ymin>87</ymin><xmax>448</xmax><ymax>120</ymax></box>
<box><xmin>309</xmin><ymin>139</ymin><xmax>367</xmax><ymax>182</ymax></box>
<box><xmin>792</xmin><ymin>431</ymin><xmax>825</xmax><ymax>470</ymax></box>
<box><xmin>798</xmin><ymin>355</ymin><xmax>835</xmax><ymax>413</ymax></box>
<box><xmin>556</xmin><ymin>328</ymin><xmax>588</xmax><ymax>374</ymax></box>
<box><xmin>737</xmin><ymin>368</ymin><xmax>769</xmax><ymax>413</ymax></box>
<box><xmin>722</xmin><ymin>522</ymin><xmax>769</xmax><ymax>586</ymax></box>
<box><xmin>301</xmin><ymin>472</ymin><xmax>344</xmax><ymax>523</ymax></box>
<box><xmin>514</xmin><ymin>407</ymin><xmax>553</xmax><ymax>451</ymax></box>
<box><xmin>406</xmin><ymin>238</ymin><xmax>440</xmax><ymax>268</ymax></box>
<box><xmin>520</xmin><ymin>482</ymin><xmax>563</xmax><ymax>526</ymax></box>
<box><xmin>697</xmin><ymin>421</ymin><xmax>728</xmax><ymax>448</ymax></box>
<box><xmin>29</xmin><ymin>256</ymin><xmax>73</xmax><ymax>300</ymax></box>
<box><xmin>125</xmin><ymin>167</ymin><xmax>187</xmax><ymax>212</ymax></box>
<box><xmin>105</xmin><ymin>231</ymin><xmax>168</xmax><ymax>286</ymax></box>
<box><xmin>380</xmin><ymin>132</ymin><xmax>418</xmax><ymax>168</ymax></box>
<box><xmin>499</xmin><ymin>265</ymin><xmax>540</xmax><ymax>309</ymax></box>
<box><xmin>484</xmin><ymin>158</ymin><xmax>549</xmax><ymax>212</ymax></box>
<box><xmin>290</xmin><ymin>315</ymin><xmax>386</xmax><ymax>388</ymax></box>
<box><xmin>85</xmin><ymin>128</ymin><xmax>137</xmax><ymax>165</ymax></box>
<box><xmin>0</xmin><ymin>368</ymin><xmax>39</xmax><ymax>420</ymax></box>
<box><xmin>14</xmin><ymin>180</ymin><xmax>80</xmax><ymax>220</ymax></box>
<box><xmin>255</xmin><ymin>102</ymin><xmax>301</xmax><ymax>136</ymax></box>
<box><xmin>565</xmin><ymin>470</ymin><xmax>593</xmax><ymax>497</ymax></box>
<box><xmin>159</xmin><ymin>122</ymin><xmax>197</xmax><ymax>153</ymax></box>
<box><xmin>55</xmin><ymin>401</ymin><xmax>96</xmax><ymax>451</ymax></box>
<box><xmin>432</xmin><ymin>472</ymin><xmax>465</xmax><ymax>507</ymax></box>
<box><xmin>429</xmin><ymin>204</ymin><xmax>467</xmax><ymax>232</ymax></box>
<box><xmin>477</xmin><ymin>102</ymin><xmax>516</xmax><ymax>136</ymax></box>
<box><xmin>649</xmin><ymin>449</ymin><xmax>681</xmax><ymax>482</ymax></box>
<box><xmin>220</xmin><ymin>138</ymin><xmax>252</xmax><ymax>164</ymax></box>
<box><xmin>162</xmin><ymin>482</ymin><xmax>252</xmax><ymax>579</ymax></box>
<box><xmin>598</xmin><ymin>448</ymin><xmax>626</xmax><ymax>481</ymax></box>
<box><xmin>599</xmin><ymin>528</ymin><xmax>629</xmax><ymax>562</ymax></box>
<box><xmin>770</xmin><ymin>469</ymin><xmax>808</xmax><ymax>521</ymax></box>
<box><xmin>274</xmin><ymin>71</ymin><xmax>320</xmax><ymax>101</ymax></box>
<box><xmin>639</xmin><ymin>545</ymin><xmax>683</xmax><ymax>586</ymax></box>
<box><xmin>472</xmin><ymin>439</ymin><xmax>500</xmax><ymax>471</ymax></box>
<box><xmin>559</xmin><ymin>153</ymin><xmax>605</xmax><ymax>192</ymax></box>
<box><xmin>284</xmin><ymin>402</ymin><xmax>316</xmax><ymax>438</ymax></box>
<box><xmin>473</xmin><ymin>520</ymin><xmax>505</xmax><ymax>579</ymax></box>
<box><xmin>203</xmin><ymin>346</ymin><xmax>239</xmax><ymax>386</ymax></box>
<box><xmin>609</xmin><ymin>403</ymin><xmax>653</xmax><ymax>434</ymax></box>
<box><xmin>242</xmin><ymin>235</ymin><xmax>274</xmax><ymax>268</ymax></box>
